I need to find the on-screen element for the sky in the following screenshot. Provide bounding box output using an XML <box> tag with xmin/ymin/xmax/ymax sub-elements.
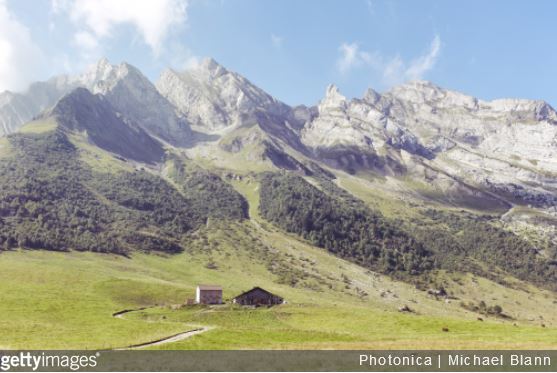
<box><xmin>1</xmin><ymin>0</ymin><xmax>557</xmax><ymax>106</ymax></box>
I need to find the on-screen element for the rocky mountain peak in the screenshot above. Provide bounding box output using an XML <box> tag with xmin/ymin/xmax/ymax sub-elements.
<box><xmin>157</xmin><ymin>67</ymin><xmax>180</xmax><ymax>86</ymax></box>
<box><xmin>62</xmin><ymin>58</ymin><xmax>192</xmax><ymax>146</ymax></box>
<box><xmin>79</xmin><ymin>59</ymin><xmax>147</xmax><ymax>95</ymax></box>
<box><xmin>363</xmin><ymin>88</ymin><xmax>381</xmax><ymax>105</ymax></box>
<box><xmin>485</xmin><ymin>98</ymin><xmax>557</xmax><ymax>122</ymax></box>
<box><xmin>388</xmin><ymin>80</ymin><xmax>446</xmax><ymax>102</ymax></box>
<box><xmin>156</xmin><ymin>57</ymin><xmax>288</xmax><ymax>131</ymax></box>
<box><xmin>535</xmin><ymin>101</ymin><xmax>557</xmax><ymax>122</ymax></box>
<box><xmin>79</xmin><ymin>58</ymin><xmax>116</xmax><ymax>87</ymax></box>
<box><xmin>319</xmin><ymin>84</ymin><xmax>347</xmax><ymax>112</ymax></box>
<box><xmin>195</xmin><ymin>57</ymin><xmax>227</xmax><ymax>78</ymax></box>
<box><xmin>386</xmin><ymin>80</ymin><xmax>480</xmax><ymax>110</ymax></box>
<box><xmin>96</xmin><ymin>57</ymin><xmax>111</xmax><ymax>69</ymax></box>
<box><xmin>385</xmin><ymin>80</ymin><xmax>557</xmax><ymax>124</ymax></box>
<box><xmin>325</xmin><ymin>84</ymin><xmax>343</xmax><ymax>99</ymax></box>
<box><xmin>0</xmin><ymin>74</ymin><xmax>81</xmax><ymax>137</ymax></box>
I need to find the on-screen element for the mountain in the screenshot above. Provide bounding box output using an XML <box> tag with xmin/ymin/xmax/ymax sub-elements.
<box><xmin>0</xmin><ymin>58</ymin><xmax>192</xmax><ymax>145</ymax></box>
<box><xmin>156</xmin><ymin>58</ymin><xmax>293</xmax><ymax>132</ymax></box>
<box><xmin>300</xmin><ymin>84</ymin><xmax>431</xmax><ymax>174</ymax></box>
<box><xmin>382</xmin><ymin>81</ymin><xmax>557</xmax><ymax>207</ymax></box>
<box><xmin>156</xmin><ymin>58</ymin><xmax>311</xmax><ymax>175</ymax></box>
<box><xmin>1</xmin><ymin>57</ymin><xmax>556</xmax><ymax>289</ymax></box>
<box><xmin>85</xmin><ymin>58</ymin><xmax>192</xmax><ymax>146</ymax></box>
<box><xmin>43</xmin><ymin>87</ymin><xmax>165</xmax><ymax>164</ymax></box>
<box><xmin>300</xmin><ymin>80</ymin><xmax>557</xmax><ymax>208</ymax></box>
<box><xmin>2</xmin><ymin>58</ymin><xmax>557</xmax><ymax>216</ymax></box>
<box><xmin>0</xmin><ymin>76</ymin><xmax>79</xmax><ymax>136</ymax></box>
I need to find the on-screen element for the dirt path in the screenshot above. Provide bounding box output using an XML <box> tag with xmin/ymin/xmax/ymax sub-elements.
<box><xmin>115</xmin><ymin>327</ymin><xmax>212</xmax><ymax>350</ymax></box>
<box><xmin>112</xmin><ymin>307</ymin><xmax>212</xmax><ymax>349</ymax></box>
<box><xmin>112</xmin><ymin>307</ymin><xmax>151</xmax><ymax>319</ymax></box>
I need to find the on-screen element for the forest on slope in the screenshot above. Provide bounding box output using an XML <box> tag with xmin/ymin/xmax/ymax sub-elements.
<box><xmin>259</xmin><ymin>173</ymin><xmax>557</xmax><ymax>290</ymax></box>
<box><xmin>0</xmin><ymin>130</ymin><xmax>247</xmax><ymax>254</ymax></box>
<box><xmin>1</xmin><ymin>128</ymin><xmax>556</xmax><ymax>292</ymax></box>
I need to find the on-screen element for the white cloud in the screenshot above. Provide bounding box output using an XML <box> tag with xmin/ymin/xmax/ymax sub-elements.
<box><xmin>52</xmin><ymin>0</ymin><xmax>189</xmax><ymax>56</ymax></box>
<box><xmin>337</xmin><ymin>42</ymin><xmax>382</xmax><ymax>75</ymax></box>
<box><xmin>50</xmin><ymin>0</ymin><xmax>70</xmax><ymax>14</ymax></box>
<box><xmin>74</xmin><ymin>31</ymin><xmax>99</xmax><ymax>51</ymax></box>
<box><xmin>337</xmin><ymin>43</ymin><xmax>361</xmax><ymax>74</ymax></box>
<box><xmin>405</xmin><ymin>35</ymin><xmax>441</xmax><ymax>81</ymax></box>
<box><xmin>271</xmin><ymin>33</ymin><xmax>284</xmax><ymax>48</ymax></box>
<box><xmin>0</xmin><ymin>0</ymin><xmax>44</xmax><ymax>92</ymax></box>
<box><xmin>336</xmin><ymin>35</ymin><xmax>442</xmax><ymax>86</ymax></box>
<box><xmin>71</xmin><ymin>31</ymin><xmax>101</xmax><ymax>65</ymax></box>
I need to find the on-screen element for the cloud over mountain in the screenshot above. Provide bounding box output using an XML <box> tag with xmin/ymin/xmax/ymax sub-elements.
<box><xmin>52</xmin><ymin>0</ymin><xmax>189</xmax><ymax>56</ymax></box>
<box><xmin>337</xmin><ymin>35</ymin><xmax>442</xmax><ymax>87</ymax></box>
<box><xmin>0</xmin><ymin>0</ymin><xmax>44</xmax><ymax>92</ymax></box>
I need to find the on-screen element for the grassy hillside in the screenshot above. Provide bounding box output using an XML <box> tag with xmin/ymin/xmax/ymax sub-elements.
<box><xmin>1</xmin><ymin>217</ymin><xmax>557</xmax><ymax>350</ymax></box>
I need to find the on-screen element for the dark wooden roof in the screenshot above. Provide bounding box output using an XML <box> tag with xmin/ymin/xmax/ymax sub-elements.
<box><xmin>232</xmin><ymin>286</ymin><xmax>283</xmax><ymax>300</ymax></box>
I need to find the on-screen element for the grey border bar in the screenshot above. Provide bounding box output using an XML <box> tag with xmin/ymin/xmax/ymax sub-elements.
<box><xmin>1</xmin><ymin>350</ymin><xmax>557</xmax><ymax>372</ymax></box>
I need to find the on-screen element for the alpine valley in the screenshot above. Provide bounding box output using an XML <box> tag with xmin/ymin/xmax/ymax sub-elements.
<box><xmin>0</xmin><ymin>58</ymin><xmax>556</xmax><ymax>350</ymax></box>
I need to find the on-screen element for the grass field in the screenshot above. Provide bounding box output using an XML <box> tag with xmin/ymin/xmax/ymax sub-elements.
<box><xmin>19</xmin><ymin>119</ymin><xmax>58</xmax><ymax>134</ymax></box>
<box><xmin>1</xmin><ymin>215</ymin><xmax>557</xmax><ymax>350</ymax></box>
<box><xmin>135</xmin><ymin>303</ymin><xmax>557</xmax><ymax>350</ymax></box>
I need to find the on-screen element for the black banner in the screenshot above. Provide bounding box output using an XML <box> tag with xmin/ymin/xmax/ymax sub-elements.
<box><xmin>1</xmin><ymin>350</ymin><xmax>557</xmax><ymax>372</ymax></box>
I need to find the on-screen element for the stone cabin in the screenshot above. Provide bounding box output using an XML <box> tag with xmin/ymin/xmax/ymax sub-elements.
<box><xmin>232</xmin><ymin>287</ymin><xmax>284</xmax><ymax>306</ymax></box>
<box><xmin>195</xmin><ymin>285</ymin><xmax>223</xmax><ymax>304</ymax></box>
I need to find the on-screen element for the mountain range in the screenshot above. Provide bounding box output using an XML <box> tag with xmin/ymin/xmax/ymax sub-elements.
<box><xmin>0</xmin><ymin>57</ymin><xmax>556</xmax><ymax>290</ymax></box>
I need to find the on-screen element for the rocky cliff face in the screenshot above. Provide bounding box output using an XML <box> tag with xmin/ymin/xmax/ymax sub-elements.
<box><xmin>300</xmin><ymin>84</ymin><xmax>431</xmax><ymax>173</ymax></box>
<box><xmin>302</xmin><ymin>81</ymin><xmax>557</xmax><ymax>163</ymax></box>
<box><xmin>0</xmin><ymin>77</ymin><xmax>79</xmax><ymax>136</ymax></box>
<box><xmin>83</xmin><ymin>59</ymin><xmax>192</xmax><ymax>146</ymax></box>
<box><xmin>2</xmin><ymin>58</ymin><xmax>556</xmax><ymax>209</ymax></box>
<box><xmin>297</xmin><ymin>80</ymin><xmax>557</xmax><ymax>206</ymax></box>
<box><xmin>156</xmin><ymin>58</ymin><xmax>291</xmax><ymax>132</ymax></box>
<box><xmin>0</xmin><ymin>58</ymin><xmax>192</xmax><ymax>145</ymax></box>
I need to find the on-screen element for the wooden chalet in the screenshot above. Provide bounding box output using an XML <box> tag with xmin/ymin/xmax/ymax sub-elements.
<box><xmin>232</xmin><ymin>287</ymin><xmax>284</xmax><ymax>306</ymax></box>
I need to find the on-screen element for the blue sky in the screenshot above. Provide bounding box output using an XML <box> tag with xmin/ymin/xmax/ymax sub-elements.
<box><xmin>1</xmin><ymin>0</ymin><xmax>557</xmax><ymax>106</ymax></box>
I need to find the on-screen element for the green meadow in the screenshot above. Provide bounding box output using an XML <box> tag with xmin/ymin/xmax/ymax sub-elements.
<box><xmin>1</xmin><ymin>218</ymin><xmax>557</xmax><ymax>350</ymax></box>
